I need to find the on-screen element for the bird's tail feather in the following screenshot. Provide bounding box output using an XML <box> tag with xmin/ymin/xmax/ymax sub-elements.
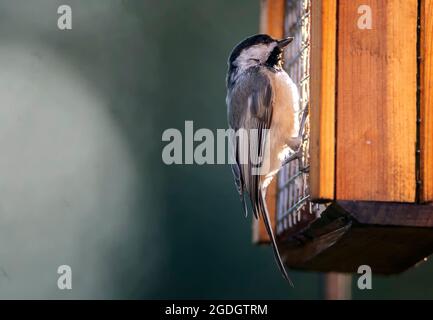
<box><xmin>258</xmin><ymin>189</ymin><xmax>294</xmax><ymax>287</ymax></box>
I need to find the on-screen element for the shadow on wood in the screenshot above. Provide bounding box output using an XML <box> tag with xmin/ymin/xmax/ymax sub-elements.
<box><xmin>281</xmin><ymin>202</ymin><xmax>433</xmax><ymax>274</ymax></box>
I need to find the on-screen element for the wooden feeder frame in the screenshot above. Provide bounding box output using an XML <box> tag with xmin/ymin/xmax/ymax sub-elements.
<box><xmin>254</xmin><ymin>0</ymin><xmax>433</xmax><ymax>275</ymax></box>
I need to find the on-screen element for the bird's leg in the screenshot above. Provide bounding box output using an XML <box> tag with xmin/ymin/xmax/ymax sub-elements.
<box><xmin>281</xmin><ymin>131</ymin><xmax>309</xmax><ymax>167</ymax></box>
<box><xmin>300</xmin><ymin>165</ymin><xmax>310</xmax><ymax>173</ymax></box>
<box><xmin>281</xmin><ymin>148</ymin><xmax>302</xmax><ymax>167</ymax></box>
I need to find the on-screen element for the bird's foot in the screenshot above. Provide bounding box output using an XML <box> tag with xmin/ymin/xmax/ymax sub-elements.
<box><xmin>281</xmin><ymin>150</ymin><xmax>302</xmax><ymax>167</ymax></box>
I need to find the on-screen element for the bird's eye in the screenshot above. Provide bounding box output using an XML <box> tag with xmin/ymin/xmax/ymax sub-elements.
<box><xmin>250</xmin><ymin>58</ymin><xmax>260</xmax><ymax>63</ymax></box>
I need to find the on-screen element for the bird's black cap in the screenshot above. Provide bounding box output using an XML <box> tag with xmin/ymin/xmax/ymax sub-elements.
<box><xmin>228</xmin><ymin>34</ymin><xmax>274</xmax><ymax>66</ymax></box>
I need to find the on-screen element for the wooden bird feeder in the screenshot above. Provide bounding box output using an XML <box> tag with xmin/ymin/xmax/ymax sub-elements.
<box><xmin>254</xmin><ymin>0</ymin><xmax>433</xmax><ymax>274</ymax></box>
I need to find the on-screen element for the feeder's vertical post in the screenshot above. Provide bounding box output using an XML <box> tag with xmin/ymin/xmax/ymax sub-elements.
<box><xmin>310</xmin><ymin>0</ymin><xmax>337</xmax><ymax>202</ymax></box>
<box><xmin>420</xmin><ymin>0</ymin><xmax>433</xmax><ymax>202</ymax></box>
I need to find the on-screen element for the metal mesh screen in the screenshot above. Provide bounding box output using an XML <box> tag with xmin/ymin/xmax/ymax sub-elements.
<box><xmin>276</xmin><ymin>0</ymin><xmax>319</xmax><ymax>235</ymax></box>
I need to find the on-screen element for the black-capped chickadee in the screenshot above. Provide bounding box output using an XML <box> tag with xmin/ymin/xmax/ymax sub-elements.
<box><xmin>226</xmin><ymin>34</ymin><xmax>300</xmax><ymax>286</ymax></box>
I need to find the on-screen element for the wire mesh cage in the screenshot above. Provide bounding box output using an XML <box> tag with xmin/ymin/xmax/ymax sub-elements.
<box><xmin>276</xmin><ymin>0</ymin><xmax>322</xmax><ymax>236</ymax></box>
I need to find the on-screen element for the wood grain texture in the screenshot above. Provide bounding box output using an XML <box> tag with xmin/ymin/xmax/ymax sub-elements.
<box><xmin>253</xmin><ymin>0</ymin><xmax>286</xmax><ymax>244</ymax></box>
<box><xmin>281</xmin><ymin>202</ymin><xmax>433</xmax><ymax>274</ymax></box>
<box><xmin>259</xmin><ymin>0</ymin><xmax>285</xmax><ymax>40</ymax></box>
<box><xmin>290</xmin><ymin>225</ymin><xmax>433</xmax><ymax>274</ymax></box>
<box><xmin>420</xmin><ymin>0</ymin><xmax>433</xmax><ymax>202</ymax></box>
<box><xmin>338</xmin><ymin>201</ymin><xmax>433</xmax><ymax>227</ymax></box>
<box><xmin>336</xmin><ymin>0</ymin><xmax>417</xmax><ymax>202</ymax></box>
<box><xmin>310</xmin><ymin>0</ymin><xmax>337</xmax><ymax>201</ymax></box>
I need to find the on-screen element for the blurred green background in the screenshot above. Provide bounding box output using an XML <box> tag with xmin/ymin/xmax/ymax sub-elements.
<box><xmin>0</xmin><ymin>0</ymin><xmax>432</xmax><ymax>299</ymax></box>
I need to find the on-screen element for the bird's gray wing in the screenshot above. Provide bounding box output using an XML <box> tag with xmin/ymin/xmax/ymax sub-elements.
<box><xmin>227</xmin><ymin>69</ymin><xmax>293</xmax><ymax>286</ymax></box>
<box><xmin>227</xmin><ymin>70</ymin><xmax>272</xmax><ymax>214</ymax></box>
<box><xmin>229</xmin><ymin>159</ymin><xmax>248</xmax><ymax>217</ymax></box>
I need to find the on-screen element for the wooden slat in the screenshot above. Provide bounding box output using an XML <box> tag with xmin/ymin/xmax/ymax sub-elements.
<box><xmin>336</xmin><ymin>0</ymin><xmax>417</xmax><ymax>202</ymax></box>
<box><xmin>287</xmin><ymin>225</ymin><xmax>433</xmax><ymax>275</ymax></box>
<box><xmin>420</xmin><ymin>0</ymin><xmax>433</xmax><ymax>202</ymax></box>
<box><xmin>309</xmin><ymin>0</ymin><xmax>337</xmax><ymax>201</ymax></box>
<box><xmin>338</xmin><ymin>201</ymin><xmax>433</xmax><ymax>227</ymax></box>
<box><xmin>253</xmin><ymin>0</ymin><xmax>286</xmax><ymax>244</ymax></box>
<box><xmin>281</xmin><ymin>202</ymin><xmax>433</xmax><ymax>274</ymax></box>
<box><xmin>259</xmin><ymin>0</ymin><xmax>285</xmax><ymax>39</ymax></box>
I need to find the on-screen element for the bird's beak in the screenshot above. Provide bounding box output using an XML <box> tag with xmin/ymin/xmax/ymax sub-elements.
<box><xmin>277</xmin><ymin>37</ymin><xmax>294</xmax><ymax>49</ymax></box>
